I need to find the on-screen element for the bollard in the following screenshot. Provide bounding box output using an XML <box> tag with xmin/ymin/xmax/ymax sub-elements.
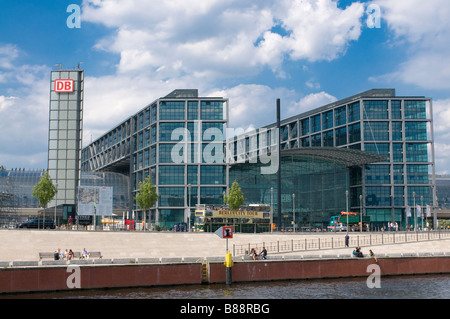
<box><xmin>224</xmin><ymin>251</ymin><xmax>234</xmax><ymax>285</ymax></box>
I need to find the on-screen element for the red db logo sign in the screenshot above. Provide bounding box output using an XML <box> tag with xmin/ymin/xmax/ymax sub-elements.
<box><xmin>55</xmin><ymin>79</ymin><xmax>74</xmax><ymax>93</ymax></box>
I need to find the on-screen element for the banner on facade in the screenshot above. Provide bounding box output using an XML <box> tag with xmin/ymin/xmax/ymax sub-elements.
<box><xmin>406</xmin><ymin>205</ymin><xmax>411</xmax><ymax>217</ymax></box>
<box><xmin>77</xmin><ymin>186</ymin><xmax>113</xmax><ymax>216</ymax></box>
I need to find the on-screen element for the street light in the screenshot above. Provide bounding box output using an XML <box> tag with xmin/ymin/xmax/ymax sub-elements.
<box><xmin>188</xmin><ymin>184</ymin><xmax>191</xmax><ymax>232</ymax></box>
<box><xmin>359</xmin><ymin>194</ymin><xmax>363</xmax><ymax>233</ymax></box>
<box><xmin>421</xmin><ymin>195</ymin><xmax>424</xmax><ymax>231</ymax></box>
<box><xmin>292</xmin><ymin>193</ymin><xmax>295</xmax><ymax>232</ymax></box>
<box><xmin>345</xmin><ymin>190</ymin><xmax>349</xmax><ymax>232</ymax></box>
<box><xmin>54</xmin><ymin>183</ymin><xmax>58</xmax><ymax>227</ymax></box>
<box><xmin>413</xmin><ymin>191</ymin><xmax>416</xmax><ymax>232</ymax></box>
<box><xmin>270</xmin><ymin>187</ymin><xmax>273</xmax><ymax>233</ymax></box>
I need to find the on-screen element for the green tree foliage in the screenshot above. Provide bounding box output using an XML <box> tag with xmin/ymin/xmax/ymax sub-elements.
<box><xmin>135</xmin><ymin>176</ymin><xmax>158</xmax><ymax>210</ymax></box>
<box><xmin>224</xmin><ymin>180</ymin><xmax>244</xmax><ymax>211</ymax></box>
<box><xmin>32</xmin><ymin>171</ymin><xmax>57</xmax><ymax>208</ymax></box>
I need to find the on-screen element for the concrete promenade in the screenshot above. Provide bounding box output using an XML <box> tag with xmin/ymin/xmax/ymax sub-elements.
<box><xmin>1</xmin><ymin>229</ymin><xmax>449</xmax><ymax>262</ymax></box>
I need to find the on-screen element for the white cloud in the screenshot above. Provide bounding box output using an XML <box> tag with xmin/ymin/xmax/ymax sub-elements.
<box><xmin>370</xmin><ymin>0</ymin><xmax>450</xmax><ymax>89</ymax></box>
<box><xmin>82</xmin><ymin>0</ymin><xmax>365</xmax><ymax>80</ymax></box>
<box><xmin>432</xmin><ymin>99</ymin><xmax>450</xmax><ymax>174</ymax></box>
<box><xmin>287</xmin><ymin>91</ymin><xmax>337</xmax><ymax>116</ymax></box>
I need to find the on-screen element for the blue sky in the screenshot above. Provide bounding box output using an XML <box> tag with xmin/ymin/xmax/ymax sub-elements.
<box><xmin>1</xmin><ymin>0</ymin><xmax>450</xmax><ymax>174</ymax></box>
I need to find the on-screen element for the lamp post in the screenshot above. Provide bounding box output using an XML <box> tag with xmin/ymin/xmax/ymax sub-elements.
<box><xmin>188</xmin><ymin>184</ymin><xmax>191</xmax><ymax>232</ymax></box>
<box><xmin>54</xmin><ymin>183</ymin><xmax>58</xmax><ymax>227</ymax></box>
<box><xmin>292</xmin><ymin>193</ymin><xmax>295</xmax><ymax>232</ymax></box>
<box><xmin>345</xmin><ymin>190</ymin><xmax>349</xmax><ymax>232</ymax></box>
<box><xmin>359</xmin><ymin>194</ymin><xmax>363</xmax><ymax>233</ymax></box>
<box><xmin>421</xmin><ymin>195</ymin><xmax>424</xmax><ymax>231</ymax></box>
<box><xmin>413</xmin><ymin>192</ymin><xmax>416</xmax><ymax>232</ymax></box>
<box><xmin>270</xmin><ymin>187</ymin><xmax>273</xmax><ymax>233</ymax></box>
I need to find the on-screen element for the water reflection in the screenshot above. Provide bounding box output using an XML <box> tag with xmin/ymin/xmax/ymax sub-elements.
<box><xmin>4</xmin><ymin>275</ymin><xmax>450</xmax><ymax>299</ymax></box>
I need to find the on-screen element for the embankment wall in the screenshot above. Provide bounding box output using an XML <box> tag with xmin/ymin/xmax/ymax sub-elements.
<box><xmin>1</xmin><ymin>257</ymin><xmax>450</xmax><ymax>295</ymax></box>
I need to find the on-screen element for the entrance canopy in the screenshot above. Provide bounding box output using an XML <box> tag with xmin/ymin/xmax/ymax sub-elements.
<box><xmin>281</xmin><ymin>147</ymin><xmax>387</xmax><ymax>167</ymax></box>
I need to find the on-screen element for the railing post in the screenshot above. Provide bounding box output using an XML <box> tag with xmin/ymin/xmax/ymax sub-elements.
<box><xmin>291</xmin><ymin>239</ymin><xmax>294</xmax><ymax>252</ymax></box>
<box><xmin>277</xmin><ymin>241</ymin><xmax>279</xmax><ymax>253</ymax></box>
<box><xmin>305</xmin><ymin>238</ymin><xmax>307</xmax><ymax>251</ymax></box>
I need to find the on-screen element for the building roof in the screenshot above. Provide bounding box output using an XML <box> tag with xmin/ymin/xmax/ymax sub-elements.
<box><xmin>281</xmin><ymin>147</ymin><xmax>387</xmax><ymax>167</ymax></box>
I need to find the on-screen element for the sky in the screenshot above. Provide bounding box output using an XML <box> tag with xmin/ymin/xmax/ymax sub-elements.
<box><xmin>1</xmin><ymin>0</ymin><xmax>450</xmax><ymax>174</ymax></box>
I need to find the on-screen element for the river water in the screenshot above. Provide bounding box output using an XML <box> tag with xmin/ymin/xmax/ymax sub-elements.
<box><xmin>7</xmin><ymin>274</ymin><xmax>450</xmax><ymax>299</ymax></box>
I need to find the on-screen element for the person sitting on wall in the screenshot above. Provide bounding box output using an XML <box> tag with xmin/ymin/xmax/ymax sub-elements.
<box><xmin>81</xmin><ymin>248</ymin><xmax>89</xmax><ymax>259</ymax></box>
<box><xmin>249</xmin><ymin>248</ymin><xmax>258</xmax><ymax>260</ymax></box>
<box><xmin>68</xmin><ymin>249</ymin><xmax>74</xmax><ymax>260</ymax></box>
<box><xmin>260</xmin><ymin>247</ymin><xmax>267</xmax><ymax>260</ymax></box>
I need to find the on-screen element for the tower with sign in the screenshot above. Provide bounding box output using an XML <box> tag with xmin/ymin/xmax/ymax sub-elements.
<box><xmin>47</xmin><ymin>67</ymin><xmax>84</xmax><ymax>222</ymax></box>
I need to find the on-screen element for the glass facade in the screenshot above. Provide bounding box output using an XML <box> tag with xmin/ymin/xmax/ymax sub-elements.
<box><xmin>79</xmin><ymin>89</ymin><xmax>435</xmax><ymax>231</ymax></box>
<box><xmin>228</xmin><ymin>89</ymin><xmax>435</xmax><ymax>229</ymax></box>
<box><xmin>81</xmin><ymin>90</ymin><xmax>228</xmax><ymax>229</ymax></box>
<box><xmin>229</xmin><ymin>155</ymin><xmax>349</xmax><ymax>229</ymax></box>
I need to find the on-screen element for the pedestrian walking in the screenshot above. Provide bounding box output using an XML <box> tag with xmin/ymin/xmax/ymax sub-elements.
<box><xmin>345</xmin><ymin>233</ymin><xmax>349</xmax><ymax>247</ymax></box>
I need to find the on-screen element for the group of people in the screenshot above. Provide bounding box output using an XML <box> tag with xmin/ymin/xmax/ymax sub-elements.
<box><xmin>249</xmin><ymin>247</ymin><xmax>267</xmax><ymax>260</ymax></box>
<box><xmin>352</xmin><ymin>247</ymin><xmax>377</xmax><ymax>261</ymax></box>
<box><xmin>54</xmin><ymin>248</ymin><xmax>89</xmax><ymax>260</ymax></box>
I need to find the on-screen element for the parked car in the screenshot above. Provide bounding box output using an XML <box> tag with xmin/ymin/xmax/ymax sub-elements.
<box><xmin>17</xmin><ymin>219</ymin><xmax>55</xmax><ymax>229</ymax></box>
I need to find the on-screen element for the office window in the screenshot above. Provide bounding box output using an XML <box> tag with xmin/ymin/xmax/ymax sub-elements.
<box><xmin>363</xmin><ymin>100</ymin><xmax>388</xmax><ymax>119</ymax></box>
<box><xmin>365</xmin><ymin>165</ymin><xmax>390</xmax><ymax>184</ymax></box>
<box><xmin>364</xmin><ymin>143</ymin><xmax>389</xmax><ymax>159</ymax></box>
<box><xmin>364</xmin><ymin>121</ymin><xmax>389</xmax><ymax>141</ymax></box>
<box><xmin>301</xmin><ymin>118</ymin><xmax>309</xmax><ymax>136</ymax></box>
<box><xmin>335</xmin><ymin>106</ymin><xmax>346</xmax><ymax>126</ymax></box>
<box><xmin>323</xmin><ymin>111</ymin><xmax>333</xmax><ymax>130</ymax></box>
<box><xmin>335</xmin><ymin>127</ymin><xmax>347</xmax><ymax>146</ymax></box>
<box><xmin>348</xmin><ymin>123</ymin><xmax>361</xmax><ymax>143</ymax></box>
<box><xmin>159</xmin><ymin>144</ymin><xmax>175</xmax><ymax>163</ymax></box>
<box><xmin>406</xmin><ymin>143</ymin><xmax>428</xmax><ymax>162</ymax></box>
<box><xmin>405</xmin><ymin>122</ymin><xmax>427</xmax><ymax>141</ymax></box>
<box><xmin>203</xmin><ymin>122</ymin><xmax>224</xmax><ymax>141</ymax></box>
<box><xmin>323</xmin><ymin>130</ymin><xmax>334</xmax><ymax>147</ymax></box>
<box><xmin>201</xmin><ymin>101</ymin><xmax>223</xmax><ymax>120</ymax></box>
<box><xmin>200</xmin><ymin>166</ymin><xmax>224</xmax><ymax>185</ymax></box>
<box><xmin>393</xmin><ymin>165</ymin><xmax>404</xmax><ymax>184</ymax></box>
<box><xmin>200</xmin><ymin>187</ymin><xmax>224</xmax><ymax>205</ymax></box>
<box><xmin>392</xmin><ymin>122</ymin><xmax>402</xmax><ymax>140</ymax></box>
<box><xmin>311</xmin><ymin>114</ymin><xmax>321</xmax><ymax>133</ymax></box>
<box><xmin>159</xmin><ymin>122</ymin><xmax>186</xmax><ymax>142</ymax></box>
<box><xmin>366</xmin><ymin>186</ymin><xmax>391</xmax><ymax>206</ymax></box>
<box><xmin>404</xmin><ymin>100</ymin><xmax>426</xmax><ymax>119</ymax></box>
<box><xmin>159</xmin><ymin>166</ymin><xmax>185</xmax><ymax>185</ymax></box>
<box><xmin>392</xmin><ymin>143</ymin><xmax>403</xmax><ymax>162</ymax></box>
<box><xmin>311</xmin><ymin>134</ymin><xmax>321</xmax><ymax>146</ymax></box>
<box><xmin>289</xmin><ymin>122</ymin><xmax>298</xmax><ymax>139</ymax></box>
<box><xmin>407</xmin><ymin>165</ymin><xmax>429</xmax><ymax>184</ymax></box>
<box><xmin>188</xmin><ymin>166</ymin><xmax>198</xmax><ymax>185</ymax></box>
<box><xmin>394</xmin><ymin>186</ymin><xmax>404</xmax><ymax>206</ymax></box>
<box><xmin>188</xmin><ymin>101</ymin><xmax>198</xmax><ymax>120</ymax></box>
<box><xmin>348</xmin><ymin>101</ymin><xmax>360</xmax><ymax>122</ymax></box>
<box><xmin>159</xmin><ymin>187</ymin><xmax>184</xmax><ymax>207</ymax></box>
<box><xmin>159</xmin><ymin>101</ymin><xmax>185</xmax><ymax>120</ymax></box>
<box><xmin>391</xmin><ymin>100</ymin><xmax>402</xmax><ymax>119</ymax></box>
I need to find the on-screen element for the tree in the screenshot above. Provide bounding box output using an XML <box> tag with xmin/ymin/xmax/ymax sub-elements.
<box><xmin>135</xmin><ymin>176</ymin><xmax>158</xmax><ymax>212</ymax></box>
<box><xmin>224</xmin><ymin>180</ymin><xmax>244</xmax><ymax>211</ymax></box>
<box><xmin>32</xmin><ymin>171</ymin><xmax>57</xmax><ymax>209</ymax></box>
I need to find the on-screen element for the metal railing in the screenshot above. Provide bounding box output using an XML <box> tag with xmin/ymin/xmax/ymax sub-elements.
<box><xmin>232</xmin><ymin>230</ymin><xmax>450</xmax><ymax>256</ymax></box>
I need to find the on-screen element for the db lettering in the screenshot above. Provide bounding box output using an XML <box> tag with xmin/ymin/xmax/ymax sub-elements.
<box><xmin>55</xmin><ymin>79</ymin><xmax>74</xmax><ymax>93</ymax></box>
